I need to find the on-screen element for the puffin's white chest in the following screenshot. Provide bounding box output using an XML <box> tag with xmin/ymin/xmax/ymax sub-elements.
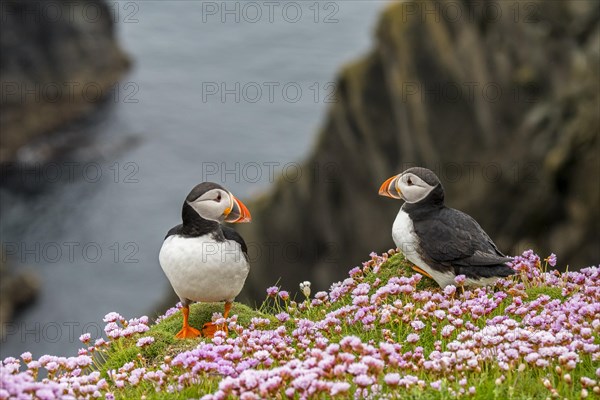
<box><xmin>392</xmin><ymin>209</ymin><xmax>419</xmax><ymax>256</ymax></box>
<box><xmin>392</xmin><ymin>209</ymin><xmax>455</xmax><ymax>287</ymax></box>
<box><xmin>159</xmin><ymin>234</ymin><xmax>249</xmax><ymax>303</ymax></box>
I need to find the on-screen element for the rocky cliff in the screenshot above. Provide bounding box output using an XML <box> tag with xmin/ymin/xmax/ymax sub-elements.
<box><xmin>238</xmin><ymin>0</ymin><xmax>600</xmax><ymax>300</ymax></box>
<box><xmin>0</xmin><ymin>0</ymin><xmax>130</xmax><ymax>162</ymax></box>
<box><xmin>0</xmin><ymin>259</ymin><xmax>39</xmax><ymax>339</ymax></box>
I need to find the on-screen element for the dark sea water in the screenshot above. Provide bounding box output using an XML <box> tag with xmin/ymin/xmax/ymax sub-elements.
<box><xmin>0</xmin><ymin>1</ymin><xmax>386</xmax><ymax>358</ymax></box>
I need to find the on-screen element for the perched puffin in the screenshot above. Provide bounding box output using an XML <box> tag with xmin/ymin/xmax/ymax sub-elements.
<box><xmin>159</xmin><ymin>182</ymin><xmax>251</xmax><ymax>339</ymax></box>
<box><xmin>378</xmin><ymin>167</ymin><xmax>514</xmax><ymax>287</ymax></box>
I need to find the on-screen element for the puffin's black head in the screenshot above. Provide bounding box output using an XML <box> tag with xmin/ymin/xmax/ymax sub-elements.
<box><xmin>183</xmin><ymin>182</ymin><xmax>251</xmax><ymax>224</ymax></box>
<box><xmin>378</xmin><ymin>167</ymin><xmax>444</xmax><ymax>205</ymax></box>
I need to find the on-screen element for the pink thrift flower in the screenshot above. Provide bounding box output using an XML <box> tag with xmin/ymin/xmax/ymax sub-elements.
<box><xmin>443</xmin><ymin>285</ymin><xmax>457</xmax><ymax>296</ymax></box>
<box><xmin>330</xmin><ymin>382</ymin><xmax>350</xmax><ymax>395</ymax></box>
<box><xmin>275</xmin><ymin>312</ymin><xmax>290</xmax><ymax>322</ymax></box>
<box><xmin>411</xmin><ymin>320</ymin><xmax>426</xmax><ymax>331</ymax></box>
<box><xmin>407</xmin><ymin>333</ymin><xmax>420</xmax><ymax>343</ymax></box>
<box><xmin>384</xmin><ymin>373</ymin><xmax>401</xmax><ymax>385</ymax></box>
<box><xmin>441</xmin><ymin>325</ymin><xmax>455</xmax><ymax>337</ymax></box>
<box><xmin>315</xmin><ymin>291</ymin><xmax>328</xmax><ymax>300</ymax></box>
<box><xmin>266</xmin><ymin>286</ymin><xmax>278</xmax><ymax>297</ymax></box>
<box><xmin>348</xmin><ymin>362</ymin><xmax>368</xmax><ymax>376</ymax></box>
<box><xmin>136</xmin><ymin>336</ymin><xmax>155</xmax><ymax>347</ymax></box>
<box><xmin>79</xmin><ymin>333</ymin><xmax>91</xmax><ymax>344</ymax></box>
<box><xmin>354</xmin><ymin>374</ymin><xmax>374</xmax><ymax>387</ymax></box>
<box><xmin>103</xmin><ymin>312</ymin><xmax>123</xmax><ymax>323</ymax></box>
<box><xmin>278</xmin><ymin>291</ymin><xmax>290</xmax><ymax>301</ymax></box>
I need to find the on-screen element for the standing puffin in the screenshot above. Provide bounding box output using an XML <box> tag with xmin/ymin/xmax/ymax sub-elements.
<box><xmin>378</xmin><ymin>167</ymin><xmax>514</xmax><ymax>287</ymax></box>
<box><xmin>159</xmin><ymin>182</ymin><xmax>251</xmax><ymax>339</ymax></box>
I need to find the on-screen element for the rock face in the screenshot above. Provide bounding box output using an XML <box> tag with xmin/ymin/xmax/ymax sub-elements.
<box><xmin>0</xmin><ymin>259</ymin><xmax>40</xmax><ymax>339</ymax></box>
<box><xmin>0</xmin><ymin>0</ymin><xmax>130</xmax><ymax>162</ymax></box>
<box><xmin>238</xmin><ymin>0</ymin><xmax>600</xmax><ymax>300</ymax></box>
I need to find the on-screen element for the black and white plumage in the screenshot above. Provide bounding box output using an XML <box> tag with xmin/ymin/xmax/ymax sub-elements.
<box><xmin>379</xmin><ymin>167</ymin><xmax>514</xmax><ymax>287</ymax></box>
<box><xmin>159</xmin><ymin>182</ymin><xmax>251</xmax><ymax>338</ymax></box>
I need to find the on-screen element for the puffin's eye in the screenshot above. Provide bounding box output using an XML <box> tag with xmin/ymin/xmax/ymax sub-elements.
<box><xmin>215</xmin><ymin>193</ymin><xmax>222</xmax><ymax>202</ymax></box>
<box><xmin>407</xmin><ymin>177</ymin><xmax>413</xmax><ymax>186</ymax></box>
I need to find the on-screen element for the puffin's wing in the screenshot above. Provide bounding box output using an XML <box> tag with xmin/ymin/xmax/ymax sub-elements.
<box><xmin>452</xmin><ymin>249</ymin><xmax>512</xmax><ymax>267</ymax></box>
<box><xmin>414</xmin><ymin>208</ymin><xmax>510</xmax><ymax>267</ymax></box>
<box><xmin>222</xmin><ymin>226</ymin><xmax>248</xmax><ymax>256</ymax></box>
<box><xmin>165</xmin><ymin>224</ymin><xmax>183</xmax><ymax>239</ymax></box>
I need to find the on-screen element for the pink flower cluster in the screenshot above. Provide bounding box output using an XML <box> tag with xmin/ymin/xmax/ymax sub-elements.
<box><xmin>0</xmin><ymin>354</ymin><xmax>105</xmax><ymax>399</ymax></box>
<box><xmin>1</xmin><ymin>250</ymin><xmax>599</xmax><ymax>399</ymax></box>
<box><xmin>104</xmin><ymin>314</ymin><xmax>150</xmax><ymax>339</ymax></box>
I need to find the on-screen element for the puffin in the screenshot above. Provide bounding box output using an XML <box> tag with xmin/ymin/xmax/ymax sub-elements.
<box><xmin>159</xmin><ymin>182</ymin><xmax>251</xmax><ymax>339</ymax></box>
<box><xmin>378</xmin><ymin>167</ymin><xmax>514</xmax><ymax>287</ymax></box>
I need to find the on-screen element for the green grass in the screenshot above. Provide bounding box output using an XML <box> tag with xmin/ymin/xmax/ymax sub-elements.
<box><xmin>375</xmin><ymin>252</ymin><xmax>438</xmax><ymax>290</ymax></box>
<box><xmin>96</xmin><ymin>302</ymin><xmax>274</xmax><ymax>399</ymax></box>
<box><xmin>89</xmin><ymin>253</ymin><xmax>597</xmax><ymax>400</ymax></box>
<box><xmin>524</xmin><ymin>286</ymin><xmax>564</xmax><ymax>300</ymax></box>
<box><xmin>98</xmin><ymin>302</ymin><xmax>268</xmax><ymax>376</ymax></box>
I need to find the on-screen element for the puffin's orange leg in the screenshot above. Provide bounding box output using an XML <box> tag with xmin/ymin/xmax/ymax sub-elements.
<box><xmin>175</xmin><ymin>306</ymin><xmax>201</xmax><ymax>339</ymax></box>
<box><xmin>410</xmin><ymin>265</ymin><xmax>434</xmax><ymax>279</ymax></box>
<box><xmin>202</xmin><ymin>301</ymin><xmax>231</xmax><ymax>338</ymax></box>
<box><xmin>223</xmin><ymin>301</ymin><xmax>232</xmax><ymax>319</ymax></box>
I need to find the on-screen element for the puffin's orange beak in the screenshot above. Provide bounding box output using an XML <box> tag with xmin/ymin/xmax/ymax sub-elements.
<box><xmin>224</xmin><ymin>194</ymin><xmax>252</xmax><ymax>223</ymax></box>
<box><xmin>378</xmin><ymin>175</ymin><xmax>403</xmax><ymax>199</ymax></box>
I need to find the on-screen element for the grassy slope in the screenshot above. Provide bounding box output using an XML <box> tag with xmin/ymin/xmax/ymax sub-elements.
<box><xmin>99</xmin><ymin>303</ymin><xmax>269</xmax><ymax>374</ymax></box>
<box><xmin>97</xmin><ymin>254</ymin><xmax>597</xmax><ymax>399</ymax></box>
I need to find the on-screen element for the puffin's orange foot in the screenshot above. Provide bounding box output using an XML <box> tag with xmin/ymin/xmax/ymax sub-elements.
<box><xmin>202</xmin><ymin>322</ymin><xmax>228</xmax><ymax>338</ymax></box>
<box><xmin>175</xmin><ymin>325</ymin><xmax>201</xmax><ymax>339</ymax></box>
<box><xmin>410</xmin><ymin>264</ymin><xmax>433</xmax><ymax>279</ymax></box>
